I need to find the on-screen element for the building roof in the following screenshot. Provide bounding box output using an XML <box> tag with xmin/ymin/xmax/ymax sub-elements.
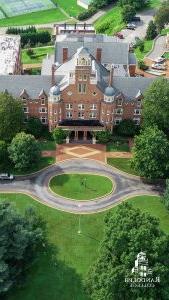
<box><xmin>0</xmin><ymin>75</ymin><xmax>164</xmax><ymax>101</ymax></box>
<box><xmin>0</xmin><ymin>35</ymin><xmax>21</xmax><ymax>75</ymax></box>
<box><xmin>55</xmin><ymin>34</ymin><xmax>129</xmax><ymax>65</ymax></box>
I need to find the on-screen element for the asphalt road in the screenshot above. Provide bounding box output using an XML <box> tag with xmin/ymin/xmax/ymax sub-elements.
<box><xmin>0</xmin><ymin>159</ymin><xmax>160</xmax><ymax>214</ymax></box>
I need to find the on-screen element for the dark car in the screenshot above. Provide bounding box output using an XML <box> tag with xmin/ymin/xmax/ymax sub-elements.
<box><xmin>132</xmin><ymin>16</ymin><xmax>141</xmax><ymax>22</ymax></box>
<box><xmin>0</xmin><ymin>173</ymin><xmax>14</xmax><ymax>181</ymax></box>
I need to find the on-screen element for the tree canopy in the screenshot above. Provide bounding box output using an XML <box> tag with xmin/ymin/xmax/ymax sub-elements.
<box><xmin>0</xmin><ymin>93</ymin><xmax>24</xmax><ymax>141</ymax></box>
<box><xmin>155</xmin><ymin>0</ymin><xmax>169</xmax><ymax>31</ymax></box>
<box><xmin>0</xmin><ymin>201</ymin><xmax>46</xmax><ymax>296</ymax></box>
<box><xmin>122</xmin><ymin>5</ymin><xmax>136</xmax><ymax>23</ymax></box>
<box><xmin>8</xmin><ymin>132</ymin><xmax>40</xmax><ymax>171</ymax></box>
<box><xmin>143</xmin><ymin>78</ymin><xmax>169</xmax><ymax>134</ymax></box>
<box><xmin>26</xmin><ymin>117</ymin><xmax>44</xmax><ymax>138</ymax></box>
<box><xmin>131</xmin><ymin>126</ymin><xmax>169</xmax><ymax>179</ymax></box>
<box><xmin>85</xmin><ymin>202</ymin><xmax>169</xmax><ymax>300</ymax></box>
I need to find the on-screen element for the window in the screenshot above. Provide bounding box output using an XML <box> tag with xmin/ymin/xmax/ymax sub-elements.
<box><xmin>41</xmin><ymin>116</ymin><xmax>47</xmax><ymax>124</ymax></box>
<box><xmin>89</xmin><ymin>112</ymin><xmax>96</xmax><ymax>119</ymax></box>
<box><xmin>70</xmin><ymin>72</ymin><xmax>73</xmax><ymax>78</ymax></box>
<box><xmin>114</xmin><ymin>118</ymin><xmax>122</xmax><ymax>125</ymax></box>
<box><xmin>41</xmin><ymin>99</ymin><xmax>45</xmax><ymax>105</ymax></box>
<box><xmin>54</xmin><ymin>109</ymin><xmax>57</xmax><ymax>114</ymax></box>
<box><xmin>66</xmin><ymin>112</ymin><xmax>72</xmax><ymax>119</ymax></box>
<box><xmin>134</xmin><ymin>109</ymin><xmax>141</xmax><ymax>115</ymax></box>
<box><xmin>78</xmin><ymin>83</ymin><xmax>86</xmax><ymax>94</ymax></box>
<box><xmin>79</xmin><ymin>75</ymin><xmax>82</xmax><ymax>81</ymax></box>
<box><xmin>23</xmin><ymin>107</ymin><xmax>29</xmax><ymax>113</ymax></box>
<box><xmin>78</xmin><ymin>112</ymin><xmax>84</xmax><ymax>119</ymax></box>
<box><xmin>116</xmin><ymin>108</ymin><xmax>123</xmax><ymax>115</ymax></box>
<box><xmin>83</xmin><ymin>75</ymin><xmax>87</xmax><ymax>81</ymax></box>
<box><xmin>93</xmin><ymin>91</ymin><xmax>97</xmax><ymax>96</ymax></box>
<box><xmin>133</xmin><ymin>118</ymin><xmax>140</xmax><ymax>125</ymax></box>
<box><xmin>39</xmin><ymin>107</ymin><xmax>47</xmax><ymax>113</ymax></box>
<box><xmin>137</xmin><ymin>99</ymin><xmax>141</xmax><ymax>107</ymax></box>
<box><xmin>90</xmin><ymin>104</ymin><xmax>97</xmax><ymax>110</ymax></box>
<box><xmin>117</xmin><ymin>99</ymin><xmax>122</xmax><ymax>106</ymax></box>
<box><xmin>78</xmin><ymin>104</ymin><xmax>85</xmax><ymax>110</ymax></box>
<box><xmin>54</xmin><ymin>117</ymin><xmax>57</xmax><ymax>123</ymax></box>
<box><xmin>66</xmin><ymin>104</ymin><xmax>72</xmax><ymax>110</ymax></box>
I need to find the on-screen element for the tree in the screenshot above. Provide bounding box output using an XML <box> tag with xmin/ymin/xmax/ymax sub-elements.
<box><xmin>0</xmin><ymin>201</ymin><xmax>46</xmax><ymax>296</ymax></box>
<box><xmin>85</xmin><ymin>202</ymin><xmax>169</xmax><ymax>300</ymax></box>
<box><xmin>8</xmin><ymin>132</ymin><xmax>40</xmax><ymax>171</ymax></box>
<box><xmin>143</xmin><ymin>78</ymin><xmax>169</xmax><ymax>134</ymax></box>
<box><xmin>155</xmin><ymin>1</ymin><xmax>169</xmax><ymax>31</ymax></box>
<box><xmin>138</xmin><ymin>40</ymin><xmax>144</xmax><ymax>52</ymax></box>
<box><xmin>0</xmin><ymin>93</ymin><xmax>24</xmax><ymax>141</ymax></box>
<box><xmin>116</xmin><ymin>119</ymin><xmax>137</xmax><ymax>137</ymax></box>
<box><xmin>26</xmin><ymin>117</ymin><xmax>44</xmax><ymax>138</ymax></box>
<box><xmin>52</xmin><ymin>128</ymin><xmax>66</xmax><ymax>144</ymax></box>
<box><xmin>122</xmin><ymin>5</ymin><xmax>136</xmax><ymax>23</ymax></box>
<box><xmin>96</xmin><ymin>130</ymin><xmax>112</xmax><ymax>144</ymax></box>
<box><xmin>0</xmin><ymin>141</ymin><xmax>8</xmax><ymax>168</ymax></box>
<box><xmin>132</xmin><ymin>126</ymin><xmax>169</xmax><ymax>179</ymax></box>
<box><xmin>120</xmin><ymin>0</ymin><xmax>147</xmax><ymax>10</ymax></box>
<box><xmin>162</xmin><ymin>179</ymin><xmax>169</xmax><ymax>210</ymax></box>
<box><xmin>138</xmin><ymin>60</ymin><xmax>148</xmax><ymax>70</ymax></box>
<box><xmin>146</xmin><ymin>20</ymin><xmax>157</xmax><ymax>40</ymax></box>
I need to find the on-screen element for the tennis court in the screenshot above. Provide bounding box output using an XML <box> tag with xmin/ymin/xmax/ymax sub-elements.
<box><xmin>0</xmin><ymin>0</ymin><xmax>56</xmax><ymax>17</ymax></box>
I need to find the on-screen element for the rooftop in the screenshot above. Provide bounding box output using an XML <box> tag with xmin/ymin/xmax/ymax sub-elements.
<box><xmin>0</xmin><ymin>35</ymin><xmax>20</xmax><ymax>75</ymax></box>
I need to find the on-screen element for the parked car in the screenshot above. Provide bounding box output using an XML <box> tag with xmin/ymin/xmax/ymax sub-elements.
<box><xmin>131</xmin><ymin>16</ymin><xmax>141</xmax><ymax>22</ymax></box>
<box><xmin>115</xmin><ymin>32</ymin><xmax>124</xmax><ymax>39</ymax></box>
<box><xmin>152</xmin><ymin>63</ymin><xmax>166</xmax><ymax>70</ymax></box>
<box><xmin>126</xmin><ymin>23</ymin><xmax>136</xmax><ymax>30</ymax></box>
<box><xmin>154</xmin><ymin>57</ymin><xmax>165</xmax><ymax>63</ymax></box>
<box><xmin>0</xmin><ymin>173</ymin><xmax>14</xmax><ymax>181</ymax></box>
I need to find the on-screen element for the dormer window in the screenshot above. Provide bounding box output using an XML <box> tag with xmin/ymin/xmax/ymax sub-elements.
<box><xmin>41</xmin><ymin>99</ymin><xmax>45</xmax><ymax>105</ymax></box>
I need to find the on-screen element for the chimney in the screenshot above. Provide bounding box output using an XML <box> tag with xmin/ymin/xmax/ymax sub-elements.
<box><xmin>109</xmin><ymin>67</ymin><xmax>114</xmax><ymax>86</ymax></box>
<box><xmin>96</xmin><ymin>48</ymin><xmax>102</xmax><ymax>62</ymax></box>
<box><xmin>51</xmin><ymin>64</ymin><xmax>56</xmax><ymax>86</ymax></box>
<box><xmin>63</xmin><ymin>48</ymin><xmax>68</xmax><ymax>63</ymax></box>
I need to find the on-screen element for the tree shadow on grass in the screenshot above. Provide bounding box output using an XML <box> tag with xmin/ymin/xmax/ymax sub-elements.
<box><xmin>7</xmin><ymin>244</ymin><xmax>90</xmax><ymax>300</ymax></box>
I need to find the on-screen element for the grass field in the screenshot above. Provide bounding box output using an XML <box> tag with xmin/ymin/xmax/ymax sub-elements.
<box><xmin>107</xmin><ymin>157</ymin><xmax>138</xmax><ymax>176</ymax></box>
<box><xmin>135</xmin><ymin>40</ymin><xmax>153</xmax><ymax>60</ymax></box>
<box><xmin>39</xmin><ymin>140</ymin><xmax>56</xmax><ymax>151</ymax></box>
<box><xmin>0</xmin><ymin>193</ymin><xmax>167</xmax><ymax>300</ymax></box>
<box><xmin>0</xmin><ymin>0</ymin><xmax>83</xmax><ymax>27</ymax></box>
<box><xmin>22</xmin><ymin>46</ymin><xmax>54</xmax><ymax>64</ymax></box>
<box><xmin>106</xmin><ymin>142</ymin><xmax>130</xmax><ymax>152</ymax></box>
<box><xmin>49</xmin><ymin>174</ymin><xmax>113</xmax><ymax>200</ymax></box>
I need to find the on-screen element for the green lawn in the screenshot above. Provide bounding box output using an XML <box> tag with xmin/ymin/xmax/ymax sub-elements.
<box><xmin>134</xmin><ymin>39</ymin><xmax>153</xmax><ymax>60</ymax></box>
<box><xmin>22</xmin><ymin>46</ymin><xmax>54</xmax><ymax>64</ymax></box>
<box><xmin>5</xmin><ymin>156</ymin><xmax>55</xmax><ymax>175</ymax></box>
<box><xmin>0</xmin><ymin>9</ymin><xmax>66</xmax><ymax>27</ymax></box>
<box><xmin>163</xmin><ymin>52</ymin><xmax>169</xmax><ymax>59</ymax></box>
<box><xmin>0</xmin><ymin>193</ymin><xmax>168</xmax><ymax>300</ymax></box>
<box><xmin>106</xmin><ymin>142</ymin><xmax>130</xmax><ymax>152</ymax></box>
<box><xmin>39</xmin><ymin>140</ymin><xmax>56</xmax><ymax>151</ymax></box>
<box><xmin>49</xmin><ymin>174</ymin><xmax>113</xmax><ymax>200</ymax></box>
<box><xmin>107</xmin><ymin>157</ymin><xmax>138</xmax><ymax>176</ymax></box>
<box><xmin>55</xmin><ymin>0</ymin><xmax>84</xmax><ymax>17</ymax></box>
<box><xmin>95</xmin><ymin>5</ymin><xmax>124</xmax><ymax>35</ymax></box>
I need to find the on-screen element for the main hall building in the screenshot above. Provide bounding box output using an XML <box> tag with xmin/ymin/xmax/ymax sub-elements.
<box><xmin>0</xmin><ymin>33</ymin><xmax>158</xmax><ymax>141</ymax></box>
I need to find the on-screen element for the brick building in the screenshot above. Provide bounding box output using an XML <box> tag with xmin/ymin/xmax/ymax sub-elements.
<box><xmin>0</xmin><ymin>33</ymin><xmax>162</xmax><ymax>141</ymax></box>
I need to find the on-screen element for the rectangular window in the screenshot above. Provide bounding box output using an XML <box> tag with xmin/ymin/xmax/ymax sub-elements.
<box><xmin>41</xmin><ymin>116</ymin><xmax>47</xmax><ymax>124</ymax></box>
<box><xmin>89</xmin><ymin>112</ymin><xmax>96</xmax><ymax>119</ymax></box>
<box><xmin>78</xmin><ymin>112</ymin><xmax>84</xmax><ymax>119</ymax></box>
<box><xmin>23</xmin><ymin>107</ymin><xmax>29</xmax><ymax>113</ymax></box>
<box><xmin>83</xmin><ymin>75</ymin><xmax>87</xmax><ymax>81</ymax></box>
<box><xmin>39</xmin><ymin>107</ymin><xmax>47</xmax><ymax>113</ymax></box>
<box><xmin>66</xmin><ymin>112</ymin><xmax>72</xmax><ymax>119</ymax></box>
<box><xmin>66</xmin><ymin>104</ymin><xmax>73</xmax><ymax>110</ymax></box>
<box><xmin>116</xmin><ymin>108</ymin><xmax>123</xmax><ymax>115</ymax></box>
<box><xmin>78</xmin><ymin>104</ymin><xmax>85</xmax><ymax>110</ymax></box>
<box><xmin>79</xmin><ymin>75</ymin><xmax>82</xmax><ymax>81</ymax></box>
<box><xmin>117</xmin><ymin>99</ymin><xmax>122</xmax><ymax>106</ymax></box>
<box><xmin>78</xmin><ymin>83</ymin><xmax>86</xmax><ymax>94</ymax></box>
<box><xmin>54</xmin><ymin>109</ymin><xmax>57</xmax><ymax>114</ymax></box>
<box><xmin>134</xmin><ymin>109</ymin><xmax>141</xmax><ymax>115</ymax></box>
<box><xmin>114</xmin><ymin>118</ymin><xmax>122</xmax><ymax>125</ymax></box>
<box><xmin>133</xmin><ymin>118</ymin><xmax>140</xmax><ymax>125</ymax></box>
<box><xmin>90</xmin><ymin>104</ymin><xmax>97</xmax><ymax>110</ymax></box>
<box><xmin>41</xmin><ymin>99</ymin><xmax>45</xmax><ymax>105</ymax></box>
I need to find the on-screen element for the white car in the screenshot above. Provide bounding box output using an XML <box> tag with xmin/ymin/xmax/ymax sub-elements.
<box><xmin>126</xmin><ymin>23</ymin><xmax>136</xmax><ymax>30</ymax></box>
<box><xmin>154</xmin><ymin>57</ymin><xmax>165</xmax><ymax>63</ymax></box>
<box><xmin>0</xmin><ymin>173</ymin><xmax>14</xmax><ymax>181</ymax></box>
<box><xmin>152</xmin><ymin>63</ymin><xmax>166</xmax><ymax>70</ymax></box>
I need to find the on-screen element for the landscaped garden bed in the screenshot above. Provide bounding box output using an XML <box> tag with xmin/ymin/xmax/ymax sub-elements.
<box><xmin>49</xmin><ymin>173</ymin><xmax>113</xmax><ymax>200</ymax></box>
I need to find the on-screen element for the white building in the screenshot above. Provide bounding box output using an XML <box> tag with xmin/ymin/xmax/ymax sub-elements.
<box><xmin>0</xmin><ymin>34</ymin><xmax>21</xmax><ymax>75</ymax></box>
<box><xmin>77</xmin><ymin>0</ymin><xmax>92</xmax><ymax>9</ymax></box>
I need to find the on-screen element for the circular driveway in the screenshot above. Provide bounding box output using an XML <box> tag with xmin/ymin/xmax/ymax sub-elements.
<box><xmin>0</xmin><ymin>159</ymin><xmax>160</xmax><ymax>213</ymax></box>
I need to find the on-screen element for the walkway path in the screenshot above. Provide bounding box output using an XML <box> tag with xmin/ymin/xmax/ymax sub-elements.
<box><xmin>146</xmin><ymin>35</ymin><xmax>167</xmax><ymax>60</ymax></box>
<box><xmin>0</xmin><ymin>159</ymin><xmax>160</xmax><ymax>213</ymax></box>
